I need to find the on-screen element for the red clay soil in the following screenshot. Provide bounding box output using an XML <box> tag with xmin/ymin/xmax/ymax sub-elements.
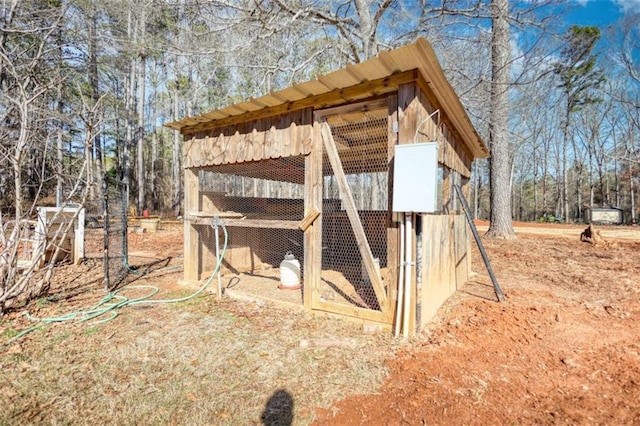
<box><xmin>314</xmin><ymin>225</ymin><xmax>640</xmax><ymax>425</ymax></box>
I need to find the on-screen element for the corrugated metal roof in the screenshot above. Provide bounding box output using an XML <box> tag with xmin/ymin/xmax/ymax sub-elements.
<box><xmin>166</xmin><ymin>37</ymin><xmax>488</xmax><ymax>158</ymax></box>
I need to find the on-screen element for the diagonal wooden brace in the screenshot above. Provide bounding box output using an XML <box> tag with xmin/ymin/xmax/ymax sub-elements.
<box><xmin>320</xmin><ymin>122</ymin><xmax>388</xmax><ymax>309</ymax></box>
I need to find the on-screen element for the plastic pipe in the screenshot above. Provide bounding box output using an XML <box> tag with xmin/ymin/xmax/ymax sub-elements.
<box><xmin>403</xmin><ymin>213</ymin><xmax>412</xmax><ymax>339</ymax></box>
<box><xmin>394</xmin><ymin>215</ymin><xmax>405</xmax><ymax>338</ymax></box>
<box><xmin>214</xmin><ymin>218</ymin><xmax>222</xmax><ymax>299</ymax></box>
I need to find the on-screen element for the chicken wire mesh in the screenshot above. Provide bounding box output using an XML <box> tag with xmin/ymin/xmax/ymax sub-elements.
<box><xmin>197</xmin><ymin>158</ymin><xmax>306</xmax><ymax>300</ymax></box>
<box><xmin>190</xmin><ymin>107</ymin><xmax>390</xmax><ymax>310</ymax></box>
<box><xmin>319</xmin><ymin>109</ymin><xmax>390</xmax><ymax>311</ymax></box>
<box><xmin>84</xmin><ymin>177</ymin><xmax>128</xmax><ymax>290</ymax></box>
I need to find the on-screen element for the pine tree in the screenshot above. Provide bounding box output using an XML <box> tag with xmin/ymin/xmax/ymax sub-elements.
<box><xmin>555</xmin><ymin>26</ymin><xmax>605</xmax><ymax>222</ymax></box>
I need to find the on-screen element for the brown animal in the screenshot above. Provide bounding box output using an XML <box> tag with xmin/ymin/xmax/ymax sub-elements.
<box><xmin>580</xmin><ymin>223</ymin><xmax>605</xmax><ymax>245</ymax></box>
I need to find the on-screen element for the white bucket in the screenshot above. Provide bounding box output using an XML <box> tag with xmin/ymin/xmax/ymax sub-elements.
<box><xmin>279</xmin><ymin>252</ymin><xmax>301</xmax><ymax>289</ymax></box>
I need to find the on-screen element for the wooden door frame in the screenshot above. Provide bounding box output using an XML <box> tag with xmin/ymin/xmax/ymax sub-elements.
<box><xmin>309</xmin><ymin>99</ymin><xmax>396</xmax><ymax>325</ymax></box>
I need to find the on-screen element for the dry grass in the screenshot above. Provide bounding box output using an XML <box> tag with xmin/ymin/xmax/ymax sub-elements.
<box><xmin>1</xmin><ymin>286</ymin><xmax>400</xmax><ymax>425</ymax></box>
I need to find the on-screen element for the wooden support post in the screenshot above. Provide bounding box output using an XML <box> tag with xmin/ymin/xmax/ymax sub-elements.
<box><xmin>184</xmin><ymin>167</ymin><xmax>200</xmax><ymax>282</ymax></box>
<box><xmin>387</xmin><ymin>94</ymin><xmax>400</xmax><ymax>324</ymax></box>
<box><xmin>320</xmin><ymin>122</ymin><xmax>388</xmax><ymax>309</ymax></box>
<box><xmin>397</xmin><ymin>82</ymin><xmax>419</xmax><ymax>335</ymax></box>
<box><xmin>74</xmin><ymin>207</ymin><xmax>85</xmax><ymax>265</ymax></box>
<box><xmin>304</xmin><ymin>123</ymin><xmax>323</xmax><ymax>310</ymax></box>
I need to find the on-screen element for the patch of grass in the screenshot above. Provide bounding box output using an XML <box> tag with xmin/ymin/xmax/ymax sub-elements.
<box><xmin>0</xmin><ymin>298</ymin><xmax>398</xmax><ymax>425</ymax></box>
<box><xmin>83</xmin><ymin>326</ymin><xmax>101</xmax><ymax>335</ymax></box>
<box><xmin>49</xmin><ymin>330</ymin><xmax>70</xmax><ymax>344</ymax></box>
<box><xmin>170</xmin><ymin>293</ymin><xmax>210</xmax><ymax>307</ymax></box>
<box><xmin>5</xmin><ymin>352</ymin><xmax>29</xmax><ymax>363</ymax></box>
<box><xmin>35</xmin><ymin>297</ymin><xmax>51</xmax><ymax>308</ymax></box>
<box><xmin>3</xmin><ymin>327</ymin><xmax>18</xmax><ymax>339</ymax></box>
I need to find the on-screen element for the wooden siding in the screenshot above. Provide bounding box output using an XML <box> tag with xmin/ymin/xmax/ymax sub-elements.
<box><xmin>419</xmin><ymin>214</ymin><xmax>470</xmax><ymax>328</ymax></box>
<box><xmin>415</xmin><ymin>82</ymin><xmax>472</xmax><ymax>178</ymax></box>
<box><xmin>168</xmin><ymin>39</ymin><xmax>488</xmax><ymax>161</ymax></box>
<box><xmin>184</xmin><ymin>108</ymin><xmax>314</xmax><ymax>169</ymax></box>
<box><xmin>184</xmin><ymin>74</ymin><xmax>475</xmax><ymax>178</ymax></box>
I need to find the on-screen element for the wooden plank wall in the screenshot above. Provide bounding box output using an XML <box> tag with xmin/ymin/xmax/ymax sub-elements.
<box><xmin>200</xmin><ymin>227</ymin><xmax>304</xmax><ymax>276</ymax></box>
<box><xmin>184</xmin><ymin>108</ymin><xmax>314</xmax><ymax>169</ymax></box>
<box><xmin>416</xmin><ymin>90</ymin><xmax>472</xmax><ymax>178</ymax></box>
<box><xmin>184</xmin><ymin>168</ymin><xmax>201</xmax><ymax>281</ymax></box>
<box><xmin>386</xmin><ymin>94</ymin><xmax>399</xmax><ymax>324</ymax></box>
<box><xmin>419</xmin><ymin>214</ymin><xmax>470</xmax><ymax>329</ymax></box>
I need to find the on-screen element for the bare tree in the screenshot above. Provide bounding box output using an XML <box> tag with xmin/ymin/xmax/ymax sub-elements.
<box><xmin>0</xmin><ymin>0</ymin><xmax>74</xmax><ymax>312</ymax></box>
<box><xmin>616</xmin><ymin>12</ymin><xmax>640</xmax><ymax>85</ymax></box>
<box><xmin>485</xmin><ymin>0</ymin><xmax>515</xmax><ymax>238</ymax></box>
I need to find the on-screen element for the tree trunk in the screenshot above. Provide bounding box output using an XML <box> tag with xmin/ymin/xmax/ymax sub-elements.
<box><xmin>542</xmin><ymin>139</ymin><xmax>549</xmax><ymax>216</ymax></box>
<box><xmin>55</xmin><ymin>19</ymin><xmax>64</xmax><ymax>207</ymax></box>
<box><xmin>614</xmin><ymin>133</ymin><xmax>620</xmax><ymax>206</ymax></box>
<box><xmin>88</xmin><ymin>4</ymin><xmax>103</xmax><ymax>203</ymax></box>
<box><xmin>532</xmin><ymin>144</ymin><xmax>538</xmax><ymax>220</ymax></box>
<box><xmin>631</xmin><ymin>160</ymin><xmax>636</xmax><ymax>224</ymax></box>
<box><xmin>562</xmin><ymin>99</ymin><xmax>570</xmax><ymax>223</ymax></box>
<box><xmin>172</xmin><ymin>78</ymin><xmax>182</xmax><ymax>217</ymax></box>
<box><xmin>85</xmin><ymin>125</ymin><xmax>94</xmax><ymax>200</ymax></box>
<box><xmin>588</xmin><ymin>143</ymin><xmax>594</xmax><ymax>208</ymax></box>
<box><xmin>124</xmin><ymin>10</ymin><xmax>135</xmax><ymax>214</ymax></box>
<box><xmin>150</xmin><ymin>59</ymin><xmax>158</xmax><ymax>211</ymax></box>
<box><xmin>136</xmin><ymin>53</ymin><xmax>146</xmax><ymax>214</ymax></box>
<box><xmin>576</xmin><ymin>168</ymin><xmax>582</xmax><ymax>220</ymax></box>
<box><xmin>571</xmin><ymin>136</ymin><xmax>582</xmax><ymax>221</ymax></box>
<box><xmin>354</xmin><ymin>0</ymin><xmax>376</xmax><ymax>60</ymax></box>
<box><xmin>486</xmin><ymin>0</ymin><xmax>515</xmax><ymax>239</ymax></box>
<box><xmin>56</xmin><ymin>97</ymin><xmax>64</xmax><ymax>206</ymax></box>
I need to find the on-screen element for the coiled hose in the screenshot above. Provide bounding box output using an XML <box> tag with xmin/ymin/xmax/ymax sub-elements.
<box><xmin>7</xmin><ymin>222</ymin><xmax>228</xmax><ymax>344</ymax></box>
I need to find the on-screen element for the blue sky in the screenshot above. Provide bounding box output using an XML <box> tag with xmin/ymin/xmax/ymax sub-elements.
<box><xmin>566</xmin><ymin>0</ymin><xmax>640</xmax><ymax>26</ymax></box>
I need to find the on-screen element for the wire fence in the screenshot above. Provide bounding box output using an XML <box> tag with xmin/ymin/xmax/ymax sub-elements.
<box><xmin>84</xmin><ymin>178</ymin><xmax>128</xmax><ymax>290</ymax></box>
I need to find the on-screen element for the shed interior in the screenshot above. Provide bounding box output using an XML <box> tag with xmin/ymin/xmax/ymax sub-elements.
<box><xmin>192</xmin><ymin>101</ymin><xmax>392</xmax><ymax>313</ymax></box>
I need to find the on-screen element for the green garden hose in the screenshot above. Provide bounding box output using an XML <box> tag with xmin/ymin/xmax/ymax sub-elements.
<box><xmin>7</xmin><ymin>223</ymin><xmax>228</xmax><ymax>344</ymax></box>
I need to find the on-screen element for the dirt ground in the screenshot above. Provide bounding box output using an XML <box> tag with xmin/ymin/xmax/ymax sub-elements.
<box><xmin>1</xmin><ymin>221</ymin><xmax>639</xmax><ymax>424</ymax></box>
<box><xmin>315</xmin><ymin>222</ymin><xmax>640</xmax><ymax>425</ymax></box>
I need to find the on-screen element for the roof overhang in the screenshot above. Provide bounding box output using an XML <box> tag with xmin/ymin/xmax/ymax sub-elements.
<box><xmin>166</xmin><ymin>37</ymin><xmax>489</xmax><ymax>159</ymax></box>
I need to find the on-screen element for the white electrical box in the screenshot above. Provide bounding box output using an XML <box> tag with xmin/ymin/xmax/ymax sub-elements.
<box><xmin>392</xmin><ymin>142</ymin><xmax>438</xmax><ymax>213</ymax></box>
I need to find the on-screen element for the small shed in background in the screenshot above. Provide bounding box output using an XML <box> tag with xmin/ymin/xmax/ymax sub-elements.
<box><xmin>167</xmin><ymin>38</ymin><xmax>489</xmax><ymax>336</ymax></box>
<box><xmin>584</xmin><ymin>207</ymin><xmax>624</xmax><ymax>225</ymax></box>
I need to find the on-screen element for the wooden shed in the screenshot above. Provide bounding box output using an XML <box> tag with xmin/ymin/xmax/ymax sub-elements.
<box><xmin>167</xmin><ymin>38</ymin><xmax>488</xmax><ymax>335</ymax></box>
<box><xmin>584</xmin><ymin>207</ymin><xmax>624</xmax><ymax>225</ymax></box>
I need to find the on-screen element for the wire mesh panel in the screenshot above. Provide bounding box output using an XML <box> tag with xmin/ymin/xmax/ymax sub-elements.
<box><xmin>318</xmin><ymin>106</ymin><xmax>390</xmax><ymax>312</ymax></box>
<box><xmin>196</xmin><ymin>157</ymin><xmax>306</xmax><ymax>304</ymax></box>
<box><xmin>104</xmin><ymin>191</ymin><xmax>127</xmax><ymax>290</ymax></box>
<box><xmin>83</xmin><ymin>201</ymin><xmax>105</xmax><ymax>259</ymax></box>
<box><xmin>83</xmin><ymin>178</ymin><xmax>128</xmax><ymax>290</ymax></box>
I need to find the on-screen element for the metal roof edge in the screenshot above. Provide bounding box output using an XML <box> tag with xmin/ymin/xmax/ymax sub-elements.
<box><xmin>165</xmin><ymin>38</ymin><xmax>489</xmax><ymax>159</ymax></box>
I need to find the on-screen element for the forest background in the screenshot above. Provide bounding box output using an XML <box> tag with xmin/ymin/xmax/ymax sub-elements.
<box><xmin>1</xmin><ymin>0</ymin><xmax>639</xmax><ymax>230</ymax></box>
